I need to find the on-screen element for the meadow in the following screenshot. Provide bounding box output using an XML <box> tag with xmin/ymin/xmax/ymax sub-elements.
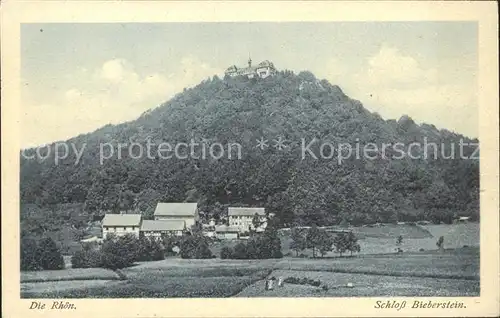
<box><xmin>21</xmin><ymin>223</ymin><xmax>479</xmax><ymax>298</ymax></box>
<box><xmin>21</xmin><ymin>247</ymin><xmax>479</xmax><ymax>298</ymax></box>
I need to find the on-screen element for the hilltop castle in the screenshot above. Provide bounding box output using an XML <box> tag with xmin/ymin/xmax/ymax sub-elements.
<box><xmin>224</xmin><ymin>58</ymin><xmax>277</xmax><ymax>79</ymax></box>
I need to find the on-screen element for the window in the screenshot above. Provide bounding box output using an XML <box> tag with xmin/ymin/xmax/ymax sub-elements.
<box><xmin>123</xmin><ymin>227</ymin><xmax>126</xmax><ymax>230</ymax></box>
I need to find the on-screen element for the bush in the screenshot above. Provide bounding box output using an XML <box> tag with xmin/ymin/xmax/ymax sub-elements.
<box><xmin>71</xmin><ymin>250</ymin><xmax>88</xmax><ymax>268</ymax></box>
<box><xmin>37</xmin><ymin>237</ymin><xmax>65</xmax><ymax>270</ymax></box>
<box><xmin>136</xmin><ymin>237</ymin><xmax>164</xmax><ymax>262</ymax></box>
<box><xmin>180</xmin><ymin>235</ymin><xmax>213</xmax><ymax>259</ymax></box>
<box><xmin>21</xmin><ymin>236</ymin><xmax>40</xmax><ymax>271</ymax></box>
<box><xmin>71</xmin><ymin>249</ymin><xmax>103</xmax><ymax>268</ymax></box>
<box><xmin>232</xmin><ymin>243</ymin><xmax>249</xmax><ymax>259</ymax></box>
<box><xmin>99</xmin><ymin>234</ymin><xmax>139</xmax><ymax>269</ymax></box>
<box><xmin>220</xmin><ymin>246</ymin><xmax>233</xmax><ymax>259</ymax></box>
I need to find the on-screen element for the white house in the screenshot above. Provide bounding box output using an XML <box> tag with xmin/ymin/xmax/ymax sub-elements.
<box><xmin>101</xmin><ymin>214</ymin><xmax>142</xmax><ymax>239</ymax></box>
<box><xmin>140</xmin><ymin>220</ymin><xmax>186</xmax><ymax>238</ymax></box>
<box><xmin>228</xmin><ymin>207</ymin><xmax>267</xmax><ymax>233</ymax></box>
<box><xmin>153</xmin><ymin>202</ymin><xmax>199</xmax><ymax>228</ymax></box>
<box><xmin>215</xmin><ymin>225</ymin><xmax>240</xmax><ymax>240</ymax></box>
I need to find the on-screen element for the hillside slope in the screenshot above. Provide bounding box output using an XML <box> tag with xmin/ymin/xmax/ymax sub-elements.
<box><xmin>20</xmin><ymin>70</ymin><xmax>479</xmax><ymax>227</ymax></box>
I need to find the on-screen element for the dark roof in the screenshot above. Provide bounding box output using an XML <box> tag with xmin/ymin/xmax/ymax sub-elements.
<box><xmin>102</xmin><ymin>214</ymin><xmax>142</xmax><ymax>227</ymax></box>
<box><xmin>154</xmin><ymin>203</ymin><xmax>198</xmax><ymax>217</ymax></box>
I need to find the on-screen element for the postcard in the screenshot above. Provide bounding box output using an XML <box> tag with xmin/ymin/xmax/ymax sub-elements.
<box><xmin>1</xmin><ymin>1</ymin><xmax>499</xmax><ymax>317</ymax></box>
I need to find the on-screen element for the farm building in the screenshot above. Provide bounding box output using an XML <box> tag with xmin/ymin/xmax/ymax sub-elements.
<box><xmin>101</xmin><ymin>214</ymin><xmax>142</xmax><ymax>239</ymax></box>
<box><xmin>215</xmin><ymin>225</ymin><xmax>240</xmax><ymax>240</ymax></box>
<box><xmin>228</xmin><ymin>207</ymin><xmax>267</xmax><ymax>233</ymax></box>
<box><xmin>140</xmin><ymin>220</ymin><xmax>186</xmax><ymax>238</ymax></box>
<box><xmin>153</xmin><ymin>202</ymin><xmax>199</xmax><ymax>228</ymax></box>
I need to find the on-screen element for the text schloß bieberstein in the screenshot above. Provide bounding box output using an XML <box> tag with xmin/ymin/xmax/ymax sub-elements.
<box><xmin>374</xmin><ymin>300</ymin><xmax>466</xmax><ymax>310</ymax></box>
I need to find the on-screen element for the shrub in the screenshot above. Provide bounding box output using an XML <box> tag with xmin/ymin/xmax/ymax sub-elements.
<box><xmin>221</xmin><ymin>227</ymin><xmax>283</xmax><ymax>260</ymax></box>
<box><xmin>71</xmin><ymin>249</ymin><xmax>103</xmax><ymax>268</ymax></box>
<box><xmin>220</xmin><ymin>246</ymin><xmax>233</xmax><ymax>259</ymax></box>
<box><xmin>232</xmin><ymin>243</ymin><xmax>249</xmax><ymax>259</ymax></box>
<box><xmin>99</xmin><ymin>234</ymin><xmax>138</xmax><ymax>269</ymax></box>
<box><xmin>37</xmin><ymin>237</ymin><xmax>65</xmax><ymax>270</ymax></box>
<box><xmin>20</xmin><ymin>236</ymin><xmax>40</xmax><ymax>271</ymax></box>
<box><xmin>180</xmin><ymin>235</ymin><xmax>213</xmax><ymax>259</ymax></box>
<box><xmin>136</xmin><ymin>237</ymin><xmax>164</xmax><ymax>262</ymax></box>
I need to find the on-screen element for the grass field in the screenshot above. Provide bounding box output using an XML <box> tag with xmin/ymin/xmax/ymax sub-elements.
<box><xmin>21</xmin><ymin>267</ymin><xmax>121</xmax><ymax>283</ymax></box>
<box><xmin>278</xmin><ymin>247</ymin><xmax>479</xmax><ymax>280</ymax></box>
<box><xmin>280</xmin><ymin>223</ymin><xmax>479</xmax><ymax>256</ymax></box>
<box><xmin>236</xmin><ymin>270</ymin><xmax>479</xmax><ymax>297</ymax></box>
<box><xmin>21</xmin><ymin>247</ymin><xmax>479</xmax><ymax>298</ymax></box>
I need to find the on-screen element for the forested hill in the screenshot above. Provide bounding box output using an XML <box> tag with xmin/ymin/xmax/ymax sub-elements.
<box><xmin>20</xmin><ymin>70</ymin><xmax>480</xmax><ymax>226</ymax></box>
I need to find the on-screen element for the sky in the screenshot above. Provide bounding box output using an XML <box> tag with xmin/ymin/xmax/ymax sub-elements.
<box><xmin>21</xmin><ymin>22</ymin><xmax>478</xmax><ymax>148</ymax></box>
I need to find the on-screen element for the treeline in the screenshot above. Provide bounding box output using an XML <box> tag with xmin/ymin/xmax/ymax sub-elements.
<box><xmin>290</xmin><ymin>226</ymin><xmax>361</xmax><ymax>257</ymax></box>
<box><xmin>220</xmin><ymin>228</ymin><xmax>283</xmax><ymax>259</ymax></box>
<box><xmin>21</xmin><ymin>236</ymin><xmax>65</xmax><ymax>271</ymax></box>
<box><xmin>20</xmin><ymin>71</ymin><xmax>480</xmax><ymax>228</ymax></box>
<box><xmin>72</xmin><ymin>233</ymin><xmax>215</xmax><ymax>270</ymax></box>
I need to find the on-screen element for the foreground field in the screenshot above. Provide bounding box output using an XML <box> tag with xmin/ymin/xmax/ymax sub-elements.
<box><xmin>21</xmin><ymin>247</ymin><xmax>479</xmax><ymax>298</ymax></box>
<box><xmin>236</xmin><ymin>270</ymin><xmax>479</xmax><ymax>297</ymax></box>
<box><xmin>21</xmin><ymin>267</ymin><xmax>120</xmax><ymax>283</ymax></box>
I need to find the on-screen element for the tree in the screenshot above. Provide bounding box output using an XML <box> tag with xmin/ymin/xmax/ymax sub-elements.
<box><xmin>306</xmin><ymin>226</ymin><xmax>322</xmax><ymax>258</ymax></box>
<box><xmin>180</xmin><ymin>235</ymin><xmax>213</xmax><ymax>259</ymax></box>
<box><xmin>232</xmin><ymin>242</ymin><xmax>249</xmax><ymax>259</ymax></box>
<box><xmin>71</xmin><ymin>248</ymin><xmax>103</xmax><ymax>268</ymax></box>
<box><xmin>100</xmin><ymin>234</ymin><xmax>139</xmax><ymax>269</ymax></box>
<box><xmin>318</xmin><ymin>231</ymin><xmax>334</xmax><ymax>257</ymax></box>
<box><xmin>333</xmin><ymin>233</ymin><xmax>348</xmax><ymax>257</ymax></box>
<box><xmin>345</xmin><ymin>232</ymin><xmax>361</xmax><ymax>256</ymax></box>
<box><xmin>161</xmin><ymin>234</ymin><xmax>180</xmax><ymax>256</ymax></box>
<box><xmin>37</xmin><ymin>237</ymin><xmax>64</xmax><ymax>270</ymax></box>
<box><xmin>436</xmin><ymin>236</ymin><xmax>445</xmax><ymax>252</ymax></box>
<box><xmin>396</xmin><ymin>235</ymin><xmax>403</xmax><ymax>245</ymax></box>
<box><xmin>220</xmin><ymin>246</ymin><xmax>233</xmax><ymax>259</ymax></box>
<box><xmin>289</xmin><ymin>227</ymin><xmax>306</xmax><ymax>256</ymax></box>
<box><xmin>136</xmin><ymin>237</ymin><xmax>165</xmax><ymax>261</ymax></box>
<box><xmin>20</xmin><ymin>236</ymin><xmax>40</xmax><ymax>271</ymax></box>
<box><xmin>190</xmin><ymin>222</ymin><xmax>203</xmax><ymax>235</ymax></box>
<box><xmin>252</xmin><ymin>213</ymin><xmax>263</xmax><ymax>232</ymax></box>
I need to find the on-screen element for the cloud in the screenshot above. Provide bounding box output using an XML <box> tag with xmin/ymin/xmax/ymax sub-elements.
<box><xmin>21</xmin><ymin>56</ymin><xmax>223</xmax><ymax>147</ymax></box>
<box><xmin>320</xmin><ymin>45</ymin><xmax>477</xmax><ymax>137</ymax></box>
<box><xmin>363</xmin><ymin>45</ymin><xmax>437</xmax><ymax>87</ymax></box>
<box><xmin>100</xmin><ymin>58</ymin><xmax>132</xmax><ymax>83</ymax></box>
